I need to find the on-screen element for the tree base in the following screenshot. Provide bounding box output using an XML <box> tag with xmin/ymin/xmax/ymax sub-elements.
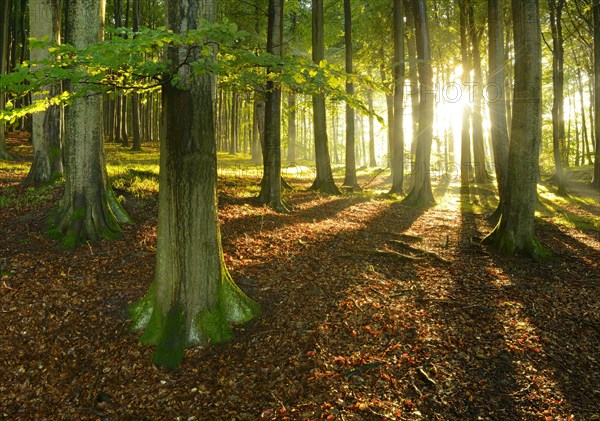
<box><xmin>46</xmin><ymin>189</ymin><xmax>131</xmax><ymax>249</ymax></box>
<box><xmin>130</xmin><ymin>268</ymin><xmax>260</xmax><ymax>370</ymax></box>
<box><xmin>342</xmin><ymin>183</ymin><xmax>362</xmax><ymax>192</ymax></box>
<box><xmin>486</xmin><ymin>204</ymin><xmax>503</xmax><ymax>223</ymax></box>
<box><xmin>281</xmin><ymin>177</ymin><xmax>293</xmax><ymax>190</ymax></box>
<box><xmin>402</xmin><ymin>187</ymin><xmax>435</xmax><ymax>208</ymax></box>
<box><xmin>309</xmin><ymin>179</ymin><xmax>341</xmax><ymax>195</ymax></box>
<box><xmin>388</xmin><ymin>185</ymin><xmax>403</xmax><ymax>195</ymax></box>
<box><xmin>483</xmin><ymin>225</ymin><xmax>552</xmax><ymax>260</ymax></box>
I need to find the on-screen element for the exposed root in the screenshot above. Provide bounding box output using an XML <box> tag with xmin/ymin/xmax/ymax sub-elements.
<box><xmin>373</xmin><ymin>248</ymin><xmax>427</xmax><ymax>261</ymax></box>
<box><xmin>389</xmin><ymin>240</ymin><xmax>452</xmax><ymax>263</ymax></box>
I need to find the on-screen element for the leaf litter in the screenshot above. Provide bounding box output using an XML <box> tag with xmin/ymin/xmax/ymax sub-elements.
<box><xmin>1</xmin><ymin>138</ymin><xmax>600</xmax><ymax>420</ymax></box>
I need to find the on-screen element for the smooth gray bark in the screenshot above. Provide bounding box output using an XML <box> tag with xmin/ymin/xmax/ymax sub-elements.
<box><xmin>459</xmin><ymin>0</ymin><xmax>471</xmax><ymax>189</ymax></box>
<box><xmin>309</xmin><ymin>0</ymin><xmax>340</xmax><ymax>195</ymax></box>
<box><xmin>130</xmin><ymin>0</ymin><xmax>259</xmax><ymax>369</ymax></box>
<box><xmin>259</xmin><ymin>0</ymin><xmax>289</xmax><ymax>212</ymax></box>
<box><xmin>484</xmin><ymin>0</ymin><xmax>547</xmax><ymax>258</ymax></box>
<box><xmin>403</xmin><ymin>0</ymin><xmax>435</xmax><ymax>206</ymax></box>
<box><xmin>487</xmin><ymin>0</ymin><xmax>510</xmax><ymax>221</ymax></box>
<box><xmin>468</xmin><ymin>1</ymin><xmax>490</xmax><ymax>183</ymax></box>
<box><xmin>342</xmin><ymin>0</ymin><xmax>359</xmax><ymax>190</ymax></box>
<box><xmin>25</xmin><ymin>0</ymin><xmax>63</xmax><ymax>184</ymax></box>
<box><xmin>389</xmin><ymin>0</ymin><xmax>405</xmax><ymax>194</ymax></box>
<box><xmin>549</xmin><ymin>0</ymin><xmax>567</xmax><ymax>195</ymax></box>
<box><xmin>48</xmin><ymin>0</ymin><xmax>130</xmax><ymax>249</ymax></box>
<box><xmin>0</xmin><ymin>0</ymin><xmax>12</xmax><ymax>160</ymax></box>
<box><xmin>593</xmin><ymin>0</ymin><xmax>600</xmax><ymax>189</ymax></box>
<box><xmin>287</xmin><ymin>91</ymin><xmax>296</xmax><ymax>163</ymax></box>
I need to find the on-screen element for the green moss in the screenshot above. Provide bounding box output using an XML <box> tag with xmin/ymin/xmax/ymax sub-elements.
<box><xmin>153</xmin><ymin>306</ymin><xmax>186</xmax><ymax>370</ymax></box>
<box><xmin>221</xmin><ymin>268</ymin><xmax>261</xmax><ymax>325</ymax></box>
<box><xmin>44</xmin><ymin>228</ymin><xmax>62</xmax><ymax>240</ymax></box>
<box><xmin>194</xmin><ymin>306</ymin><xmax>234</xmax><ymax>344</ymax></box>
<box><xmin>61</xmin><ymin>229</ymin><xmax>79</xmax><ymax>250</ymax></box>
<box><xmin>107</xmin><ymin>188</ymin><xmax>133</xmax><ymax>224</ymax></box>
<box><xmin>139</xmin><ymin>307</ymin><xmax>163</xmax><ymax>346</ymax></box>
<box><xmin>130</xmin><ymin>267</ymin><xmax>260</xmax><ymax>369</ymax></box>
<box><xmin>71</xmin><ymin>207</ymin><xmax>86</xmax><ymax>221</ymax></box>
<box><xmin>130</xmin><ymin>283</ymin><xmax>156</xmax><ymax>331</ymax></box>
<box><xmin>49</xmin><ymin>146</ymin><xmax>62</xmax><ymax>163</ymax></box>
<box><xmin>49</xmin><ymin>171</ymin><xmax>63</xmax><ymax>183</ymax></box>
<box><xmin>529</xmin><ymin>238</ymin><xmax>553</xmax><ymax>261</ymax></box>
<box><xmin>100</xmin><ymin>226</ymin><xmax>123</xmax><ymax>241</ymax></box>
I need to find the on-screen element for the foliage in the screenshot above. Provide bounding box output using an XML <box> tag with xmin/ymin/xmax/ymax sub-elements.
<box><xmin>1</xmin><ymin>20</ymin><xmax>379</xmax><ymax>125</ymax></box>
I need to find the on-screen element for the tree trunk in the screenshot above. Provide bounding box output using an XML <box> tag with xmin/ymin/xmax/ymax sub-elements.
<box><xmin>404</xmin><ymin>0</ymin><xmax>419</xmax><ymax>161</ymax></box>
<box><xmin>251</xmin><ymin>93</ymin><xmax>264</xmax><ymax>164</ymax></box>
<box><xmin>403</xmin><ymin>0</ymin><xmax>435</xmax><ymax>206</ymax></box>
<box><xmin>389</xmin><ymin>0</ymin><xmax>405</xmax><ymax>194</ymax></box>
<box><xmin>342</xmin><ymin>0</ymin><xmax>359</xmax><ymax>189</ymax></box>
<box><xmin>25</xmin><ymin>0</ymin><xmax>63</xmax><ymax>184</ymax></box>
<box><xmin>549</xmin><ymin>0</ymin><xmax>567</xmax><ymax>195</ymax></box>
<box><xmin>0</xmin><ymin>0</ymin><xmax>12</xmax><ymax>161</ymax></box>
<box><xmin>504</xmin><ymin>17</ymin><xmax>513</xmax><ymax>136</ymax></box>
<box><xmin>459</xmin><ymin>0</ymin><xmax>471</xmax><ymax>189</ymax></box>
<box><xmin>47</xmin><ymin>0</ymin><xmax>130</xmax><ymax>249</ymax></box>
<box><xmin>487</xmin><ymin>0</ymin><xmax>510</xmax><ymax>221</ymax></box>
<box><xmin>310</xmin><ymin>0</ymin><xmax>340</xmax><ymax>195</ymax></box>
<box><xmin>332</xmin><ymin>107</ymin><xmax>339</xmax><ymax>164</ymax></box>
<box><xmin>131</xmin><ymin>0</ymin><xmax>259</xmax><ymax>370</ymax></box>
<box><xmin>367</xmin><ymin>85</ymin><xmax>377</xmax><ymax>167</ymax></box>
<box><xmin>593</xmin><ymin>0</ymin><xmax>600</xmax><ymax>189</ymax></box>
<box><xmin>259</xmin><ymin>0</ymin><xmax>289</xmax><ymax>212</ymax></box>
<box><xmin>287</xmin><ymin>91</ymin><xmax>296</xmax><ymax>163</ymax></box>
<box><xmin>121</xmin><ymin>95</ymin><xmax>129</xmax><ymax>146</ymax></box>
<box><xmin>484</xmin><ymin>0</ymin><xmax>547</xmax><ymax>258</ymax></box>
<box><xmin>130</xmin><ymin>0</ymin><xmax>142</xmax><ymax>151</ymax></box>
<box><xmin>575</xmin><ymin>65</ymin><xmax>589</xmax><ymax>166</ymax></box>
<box><xmin>589</xmin><ymin>77</ymin><xmax>595</xmax><ymax>163</ymax></box>
<box><xmin>468</xmin><ymin>1</ymin><xmax>490</xmax><ymax>183</ymax></box>
<box><xmin>229</xmin><ymin>91</ymin><xmax>238</xmax><ymax>154</ymax></box>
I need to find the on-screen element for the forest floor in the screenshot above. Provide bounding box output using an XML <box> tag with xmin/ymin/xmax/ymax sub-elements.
<box><xmin>1</xmin><ymin>134</ymin><xmax>599</xmax><ymax>420</ymax></box>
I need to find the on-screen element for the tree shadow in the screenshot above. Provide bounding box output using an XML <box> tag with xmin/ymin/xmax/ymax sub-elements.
<box><xmin>478</xmin><ymin>218</ymin><xmax>600</xmax><ymax>418</ymax></box>
<box><xmin>211</xmin><ymin>197</ymin><xmax>429</xmax><ymax>417</ymax></box>
<box><xmin>400</xmin><ymin>191</ymin><xmax>523</xmax><ymax>418</ymax></box>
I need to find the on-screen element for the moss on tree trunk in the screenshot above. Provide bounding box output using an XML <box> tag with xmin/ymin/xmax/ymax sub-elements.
<box><xmin>130</xmin><ymin>0</ymin><xmax>259</xmax><ymax>370</ymax></box>
<box><xmin>483</xmin><ymin>0</ymin><xmax>549</xmax><ymax>259</ymax></box>
<box><xmin>46</xmin><ymin>0</ymin><xmax>130</xmax><ymax>249</ymax></box>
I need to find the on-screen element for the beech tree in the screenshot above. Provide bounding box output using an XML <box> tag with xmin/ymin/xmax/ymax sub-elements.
<box><xmin>403</xmin><ymin>0</ymin><xmax>435</xmax><ymax>206</ymax></box>
<box><xmin>484</xmin><ymin>0</ymin><xmax>547</xmax><ymax>258</ymax></box>
<box><xmin>343</xmin><ymin>0</ymin><xmax>360</xmax><ymax>190</ymax></box>
<box><xmin>130</xmin><ymin>0</ymin><xmax>260</xmax><ymax>369</ymax></box>
<box><xmin>130</xmin><ymin>0</ymin><xmax>142</xmax><ymax>152</ymax></box>
<box><xmin>258</xmin><ymin>0</ymin><xmax>289</xmax><ymax>211</ymax></box>
<box><xmin>0</xmin><ymin>0</ymin><xmax>11</xmax><ymax>161</ymax></box>
<box><xmin>593</xmin><ymin>0</ymin><xmax>600</xmax><ymax>190</ymax></box>
<box><xmin>487</xmin><ymin>0</ymin><xmax>509</xmax><ymax>220</ymax></box>
<box><xmin>459</xmin><ymin>0</ymin><xmax>471</xmax><ymax>189</ymax></box>
<box><xmin>309</xmin><ymin>0</ymin><xmax>340</xmax><ymax>195</ymax></box>
<box><xmin>549</xmin><ymin>0</ymin><xmax>568</xmax><ymax>196</ymax></box>
<box><xmin>46</xmin><ymin>0</ymin><xmax>131</xmax><ymax>249</ymax></box>
<box><xmin>468</xmin><ymin>0</ymin><xmax>490</xmax><ymax>183</ymax></box>
<box><xmin>342</xmin><ymin>0</ymin><xmax>359</xmax><ymax>190</ymax></box>
<box><xmin>25</xmin><ymin>0</ymin><xmax>63</xmax><ymax>184</ymax></box>
<box><xmin>389</xmin><ymin>0</ymin><xmax>404</xmax><ymax>194</ymax></box>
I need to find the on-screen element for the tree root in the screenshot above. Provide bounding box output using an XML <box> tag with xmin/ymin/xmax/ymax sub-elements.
<box><xmin>389</xmin><ymin>240</ymin><xmax>452</xmax><ymax>263</ymax></box>
<box><xmin>374</xmin><ymin>248</ymin><xmax>427</xmax><ymax>261</ymax></box>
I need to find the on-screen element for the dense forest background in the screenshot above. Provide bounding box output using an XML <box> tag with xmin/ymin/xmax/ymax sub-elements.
<box><xmin>0</xmin><ymin>0</ymin><xmax>599</xmax><ymax>418</ymax></box>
